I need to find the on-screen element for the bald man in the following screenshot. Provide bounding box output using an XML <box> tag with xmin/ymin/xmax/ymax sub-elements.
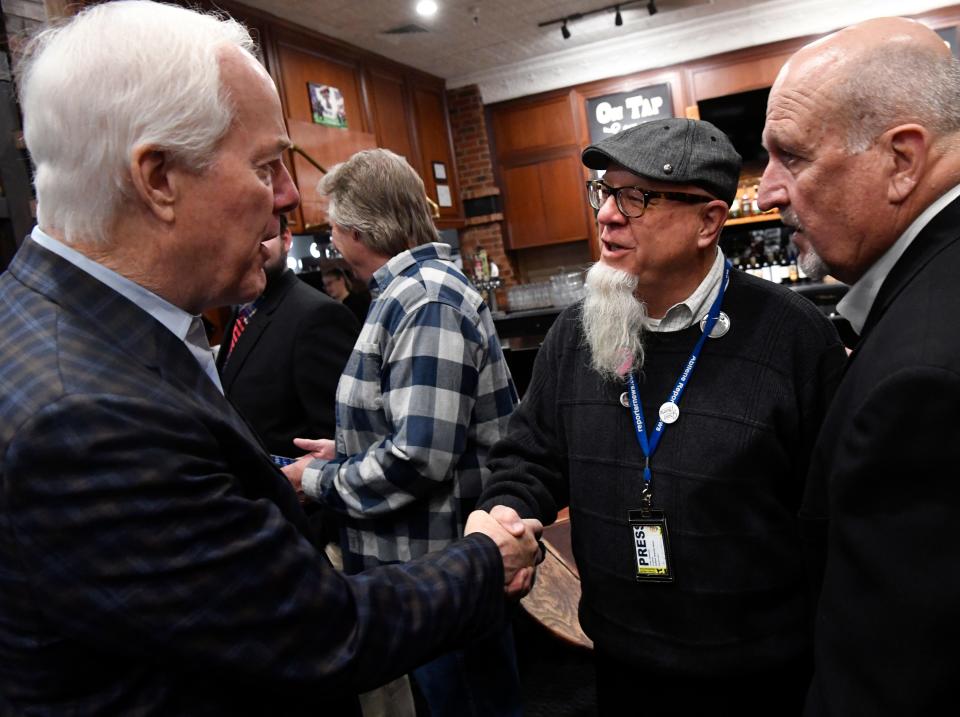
<box><xmin>759</xmin><ymin>17</ymin><xmax>960</xmax><ymax>715</ymax></box>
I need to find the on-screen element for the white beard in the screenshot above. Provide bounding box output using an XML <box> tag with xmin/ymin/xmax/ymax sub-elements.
<box><xmin>798</xmin><ymin>246</ymin><xmax>830</xmax><ymax>281</ymax></box>
<box><xmin>580</xmin><ymin>262</ymin><xmax>648</xmax><ymax>383</ymax></box>
<box><xmin>782</xmin><ymin>208</ymin><xmax>830</xmax><ymax>281</ymax></box>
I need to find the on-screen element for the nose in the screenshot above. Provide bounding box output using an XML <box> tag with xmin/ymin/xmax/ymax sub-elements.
<box><xmin>756</xmin><ymin>161</ymin><xmax>786</xmax><ymax>212</ymax></box>
<box><xmin>596</xmin><ymin>192</ymin><xmax>626</xmax><ymax>226</ymax></box>
<box><xmin>274</xmin><ymin>160</ymin><xmax>300</xmax><ymax>215</ymax></box>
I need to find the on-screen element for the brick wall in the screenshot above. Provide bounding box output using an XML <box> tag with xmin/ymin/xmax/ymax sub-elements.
<box><xmin>446</xmin><ymin>84</ymin><xmax>518</xmax><ymax>288</ymax></box>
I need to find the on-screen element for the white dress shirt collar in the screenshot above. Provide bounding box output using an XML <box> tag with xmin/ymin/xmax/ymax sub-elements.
<box><xmin>838</xmin><ymin>182</ymin><xmax>960</xmax><ymax>335</ymax></box>
<box><xmin>645</xmin><ymin>247</ymin><xmax>725</xmax><ymax>333</ymax></box>
<box><xmin>30</xmin><ymin>226</ymin><xmax>223</xmax><ymax>392</ymax></box>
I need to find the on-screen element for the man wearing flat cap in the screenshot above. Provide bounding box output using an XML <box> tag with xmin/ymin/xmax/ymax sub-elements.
<box><xmin>479</xmin><ymin>118</ymin><xmax>847</xmax><ymax>715</ymax></box>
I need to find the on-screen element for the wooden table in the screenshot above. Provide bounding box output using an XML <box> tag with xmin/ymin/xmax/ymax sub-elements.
<box><xmin>521</xmin><ymin>509</ymin><xmax>593</xmax><ymax>649</ymax></box>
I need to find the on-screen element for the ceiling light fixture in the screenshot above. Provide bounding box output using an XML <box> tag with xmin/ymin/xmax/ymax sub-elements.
<box><xmin>647</xmin><ymin>0</ymin><xmax>658</xmax><ymax>16</ymax></box>
<box><xmin>539</xmin><ymin>1</ymin><xmax>645</xmax><ymax>38</ymax></box>
<box><xmin>416</xmin><ymin>0</ymin><xmax>438</xmax><ymax>17</ymax></box>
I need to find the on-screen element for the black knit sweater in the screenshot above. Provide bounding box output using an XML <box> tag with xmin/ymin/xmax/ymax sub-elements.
<box><xmin>480</xmin><ymin>270</ymin><xmax>847</xmax><ymax>676</ymax></box>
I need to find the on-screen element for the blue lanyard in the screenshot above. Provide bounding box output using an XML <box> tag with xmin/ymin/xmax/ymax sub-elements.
<box><xmin>627</xmin><ymin>261</ymin><xmax>730</xmax><ymax>489</ymax></box>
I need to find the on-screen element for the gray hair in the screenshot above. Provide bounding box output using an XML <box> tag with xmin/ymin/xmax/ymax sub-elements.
<box><xmin>319</xmin><ymin>148</ymin><xmax>439</xmax><ymax>257</ymax></box>
<box><xmin>18</xmin><ymin>0</ymin><xmax>255</xmax><ymax>245</ymax></box>
<box><xmin>834</xmin><ymin>41</ymin><xmax>960</xmax><ymax>153</ymax></box>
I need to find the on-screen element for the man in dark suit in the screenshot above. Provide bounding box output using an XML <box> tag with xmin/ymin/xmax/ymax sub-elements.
<box><xmin>758</xmin><ymin>17</ymin><xmax>960</xmax><ymax>715</ymax></box>
<box><xmin>0</xmin><ymin>2</ymin><xmax>541</xmax><ymax>715</ymax></box>
<box><xmin>217</xmin><ymin>214</ymin><xmax>359</xmax><ymax>457</ymax></box>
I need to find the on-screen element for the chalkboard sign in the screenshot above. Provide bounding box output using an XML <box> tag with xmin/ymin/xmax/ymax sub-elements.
<box><xmin>586</xmin><ymin>84</ymin><xmax>673</xmax><ymax>145</ymax></box>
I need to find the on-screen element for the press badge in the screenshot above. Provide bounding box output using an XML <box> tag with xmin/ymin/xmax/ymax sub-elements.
<box><xmin>628</xmin><ymin>509</ymin><xmax>673</xmax><ymax>583</ymax></box>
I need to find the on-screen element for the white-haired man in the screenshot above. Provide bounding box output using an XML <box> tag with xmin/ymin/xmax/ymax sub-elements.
<box><xmin>0</xmin><ymin>3</ymin><xmax>540</xmax><ymax>715</ymax></box>
<box><xmin>479</xmin><ymin>118</ymin><xmax>847</xmax><ymax>715</ymax></box>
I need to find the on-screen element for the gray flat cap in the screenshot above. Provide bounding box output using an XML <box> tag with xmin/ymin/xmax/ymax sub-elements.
<box><xmin>581</xmin><ymin>118</ymin><xmax>742</xmax><ymax>205</ymax></box>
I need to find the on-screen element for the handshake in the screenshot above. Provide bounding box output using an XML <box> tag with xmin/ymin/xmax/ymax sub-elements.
<box><xmin>464</xmin><ymin>505</ymin><xmax>544</xmax><ymax>600</ymax></box>
<box><xmin>286</xmin><ymin>438</ymin><xmax>544</xmax><ymax>599</ymax></box>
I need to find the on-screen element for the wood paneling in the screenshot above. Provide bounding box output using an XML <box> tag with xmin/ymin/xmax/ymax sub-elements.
<box><xmin>268</xmin><ymin>30</ymin><xmax>461</xmax><ymax>229</ymax></box>
<box><xmin>204</xmin><ymin>2</ymin><xmax>463</xmax><ymax>231</ymax></box>
<box><xmin>690</xmin><ymin>50</ymin><xmax>794</xmax><ymax>101</ymax></box>
<box><xmin>367</xmin><ymin>68</ymin><xmax>417</xmax><ymax>168</ymax></box>
<box><xmin>413</xmin><ymin>84</ymin><xmax>461</xmax><ymax>224</ymax></box>
<box><xmin>275</xmin><ymin>41</ymin><xmax>369</xmax><ymax>133</ymax></box>
<box><xmin>286</xmin><ymin>119</ymin><xmax>377</xmax><ymax>229</ymax></box>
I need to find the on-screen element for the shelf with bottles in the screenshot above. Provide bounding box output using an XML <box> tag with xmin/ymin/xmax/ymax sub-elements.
<box><xmin>725</xmin><ymin>210</ymin><xmax>780</xmax><ymax>227</ymax></box>
<box><xmin>720</xmin><ymin>223</ymin><xmax>819</xmax><ymax>286</ymax></box>
<box><xmin>725</xmin><ymin>171</ymin><xmax>780</xmax><ymax>225</ymax></box>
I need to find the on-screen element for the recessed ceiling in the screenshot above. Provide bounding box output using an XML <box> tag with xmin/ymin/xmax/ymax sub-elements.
<box><xmin>241</xmin><ymin>0</ymin><xmax>712</xmax><ymax>78</ymax></box>
<box><xmin>239</xmin><ymin>0</ymin><xmax>959</xmax><ymax>102</ymax></box>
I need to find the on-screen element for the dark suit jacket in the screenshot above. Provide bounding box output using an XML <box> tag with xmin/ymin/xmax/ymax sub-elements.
<box><xmin>217</xmin><ymin>269</ymin><xmax>358</xmax><ymax>457</ymax></box>
<box><xmin>803</xmin><ymin>196</ymin><xmax>960</xmax><ymax>715</ymax></box>
<box><xmin>342</xmin><ymin>290</ymin><xmax>371</xmax><ymax>326</ymax></box>
<box><xmin>0</xmin><ymin>239</ymin><xmax>505</xmax><ymax>716</ymax></box>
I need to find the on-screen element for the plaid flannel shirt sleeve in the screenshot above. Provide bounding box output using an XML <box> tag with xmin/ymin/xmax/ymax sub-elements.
<box><xmin>305</xmin><ymin>301</ymin><xmax>485</xmax><ymax>518</ymax></box>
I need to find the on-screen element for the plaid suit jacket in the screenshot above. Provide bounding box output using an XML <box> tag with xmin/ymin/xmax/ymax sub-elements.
<box><xmin>0</xmin><ymin>239</ymin><xmax>504</xmax><ymax>716</ymax></box>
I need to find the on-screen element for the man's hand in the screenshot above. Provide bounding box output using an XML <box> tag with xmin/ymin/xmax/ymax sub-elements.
<box><xmin>281</xmin><ymin>454</ymin><xmax>314</xmax><ymax>504</ymax></box>
<box><xmin>293</xmin><ymin>437</ymin><xmax>335</xmax><ymax>460</ymax></box>
<box><xmin>465</xmin><ymin>506</ymin><xmax>543</xmax><ymax>600</ymax></box>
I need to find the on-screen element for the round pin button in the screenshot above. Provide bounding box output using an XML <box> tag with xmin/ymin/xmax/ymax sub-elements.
<box><xmin>699</xmin><ymin>311</ymin><xmax>730</xmax><ymax>338</ymax></box>
<box><xmin>658</xmin><ymin>401</ymin><xmax>680</xmax><ymax>424</ymax></box>
<box><xmin>620</xmin><ymin>391</ymin><xmax>631</xmax><ymax>408</ymax></box>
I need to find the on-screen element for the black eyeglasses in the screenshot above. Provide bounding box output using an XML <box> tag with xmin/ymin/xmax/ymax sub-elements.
<box><xmin>585</xmin><ymin>179</ymin><xmax>711</xmax><ymax>218</ymax></box>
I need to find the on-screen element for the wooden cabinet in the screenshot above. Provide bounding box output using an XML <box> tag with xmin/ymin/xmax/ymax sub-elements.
<box><xmin>501</xmin><ymin>154</ymin><xmax>591</xmax><ymax>250</ymax></box>
<box><xmin>491</xmin><ymin>95</ymin><xmax>579</xmax><ymax>158</ymax></box>
<box><xmin>491</xmin><ymin>92</ymin><xmax>591</xmax><ymax>250</ymax></box>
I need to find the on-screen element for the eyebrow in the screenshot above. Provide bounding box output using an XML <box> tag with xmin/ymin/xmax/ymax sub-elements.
<box><xmin>255</xmin><ymin>137</ymin><xmax>293</xmax><ymax>162</ymax></box>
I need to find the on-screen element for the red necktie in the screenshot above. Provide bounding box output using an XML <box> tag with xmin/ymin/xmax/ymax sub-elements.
<box><xmin>227</xmin><ymin>301</ymin><xmax>258</xmax><ymax>358</ymax></box>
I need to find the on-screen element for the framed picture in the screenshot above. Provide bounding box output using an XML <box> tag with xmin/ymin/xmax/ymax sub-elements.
<box><xmin>436</xmin><ymin>184</ymin><xmax>452</xmax><ymax>207</ymax></box>
<box><xmin>308</xmin><ymin>83</ymin><xmax>348</xmax><ymax>129</ymax></box>
<box><xmin>432</xmin><ymin>161</ymin><xmax>447</xmax><ymax>181</ymax></box>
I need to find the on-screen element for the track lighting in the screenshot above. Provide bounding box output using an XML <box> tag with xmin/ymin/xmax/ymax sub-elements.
<box><xmin>539</xmin><ymin>1</ymin><xmax>649</xmax><ymax>38</ymax></box>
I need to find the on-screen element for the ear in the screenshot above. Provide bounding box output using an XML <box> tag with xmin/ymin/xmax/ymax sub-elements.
<box><xmin>884</xmin><ymin>124</ymin><xmax>927</xmax><ymax>204</ymax></box>
<box><xmin>696</xmin><ymin>200</ymin><xmax>729</xmax><ymax>249</ymax></box>
<box><xmin>129</xmin><ymin>145</ymin><xmax>177</xmax><ymax>223</ymax></box>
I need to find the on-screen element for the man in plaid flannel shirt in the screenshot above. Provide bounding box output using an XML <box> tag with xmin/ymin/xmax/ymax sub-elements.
<box><xmin>292</xmin><ymin>149</ymin><xmax>521</xmax><ymax>716</ymax></box>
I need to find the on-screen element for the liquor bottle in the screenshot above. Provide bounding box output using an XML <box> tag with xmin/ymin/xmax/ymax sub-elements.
<box><xmin>778</xmin><ymin>256</ymin><xmax>792</xmax><ymax>284</ymax></box>
<box><xmin>761</xmin><ymin>260</ymin><xmax>773</xmax><ymax>282</ymax></box>
<box><xmin>477</xmin><ymin>247</ymin><xmax>490</xmax><ymax>280</ymax></box>
<box><xmin>729</xmin><ymin>196</ymin><xmax>742</xmax><ymax>219</ymax></box>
